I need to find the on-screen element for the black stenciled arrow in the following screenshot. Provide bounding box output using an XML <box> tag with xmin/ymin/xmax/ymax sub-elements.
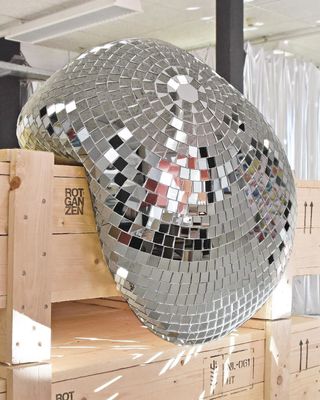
<box><xmin>304</xmin><ymin>202</ymin><xmax>307</xmax><ymax>234</ymax></box>
<box><xmin>310</xmin><ymin>202</ymin><xmax>314</xmax><ymax>234</ymax></box>
<box><xmin>306</xmin><ymin>339</ymin><xmax>309</xmax><ymax>370</ymax></box>
<box><xmin>299</xmin><ymin>340</ymin><xmax>303</xmax><ymax>372</ymax></box>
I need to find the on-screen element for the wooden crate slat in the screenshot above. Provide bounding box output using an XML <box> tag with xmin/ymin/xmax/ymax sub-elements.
<box><xmin>296</xmin><ymin>186</ymin><xmax>320</xmax><ymax>229</ymax></box>
<box><xmin>0</xmin><ymin>173</ymin><xmax>9</xmax><ymax>235</ymax></box>
<box><xmin>290</xmin><ymin>316</ymin><xmax>320</xmax><ymax>374</ymax></box>
<box><xmin>52</xmin><ymin>176</ymin><xmax>97</xmax><ymax>234</ymax></box>
<box><xmin>0</xmin><ymin>237</ymin><xmax>7</xmax><ymax>297</ymax></box>
<box><xmin>290</xmin><ymin>366</ymin><xmax>320</xmax><ymax>400</ymax></box>
<box><xmin>264</xmin><ymin>319</ymin><xmax>291</xmax><ymax>400</ymax></box>
<box><xmin>291</xmin><ymin>228</ymin><xmax>320</xmax><ymax>275</ymax></box>
<box><xmin>0</xmin><ymin>377</ymin><xmax>5</xmax><ymax>393</ymax></box>
<box><xmin>52</xmin><ymin>351</ymin><xmax>263</xmax><ymax>400</ymax></box>
<box><xmin>0</xmin><ymin>150</ymin><xmax>54</xmax><ymax>364</ymax></box>
<box><xmin>50</xmin><ymin>301</ymin><xmax>264</xmax><ymax>399</ymax></box>
<box><xmin>0</xmin><ymin>150</ymin><xmax>11</xmax><ymax>163</ymax></box>
<box><xmin>0</xmin><ymin>233</ymin><xmax>118</xmax><ymax>307</ymax></box>
<box><xmin>51</xmin><ymin>302</ymin><xmax>265</xmax><ymax>382</ymax></box>
<box><xmin>6</xmin><ymin>364</ymin><xmax>51</xmax><ymax>400</ymax></box>
<box><xmin>53</xmin><ymin>164</ymin><xmax>86</xmax><ymax>178</ymax></box>
<box><xmin>51</xmin><ymin>233</ymin><xmax>118</xmax><ymax>302</ymax></box>
<box><xmin>0</xmin><ymin>163</ymin><xmax>9</xmax><ymax>175</ymax></box>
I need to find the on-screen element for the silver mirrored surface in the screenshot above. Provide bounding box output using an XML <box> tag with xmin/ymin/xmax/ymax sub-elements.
<box><xmin>17</xmin><ymin>39</ymin><xmax>296</xmax><ymax>344</ymax></box>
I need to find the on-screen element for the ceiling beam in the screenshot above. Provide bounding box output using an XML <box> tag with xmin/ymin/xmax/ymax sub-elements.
<box><xmin>216</xmin><ymin>0</ymin><xmax>244</xmax><ymax>93</ymax></box>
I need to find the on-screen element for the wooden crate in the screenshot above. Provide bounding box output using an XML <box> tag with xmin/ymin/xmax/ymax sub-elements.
<box><xmin>0</xmin><ymin>149</ymin><xmax>319</xmax><ymax>400</ymax></box>
<box><xmin>246</xmin><ymin>316</ymin><xmax>320</xmax><ymax>400</ymax></box>
<box><xmin>0</xmin><ymin>149</ymin><xmax>118</xmax><ymax>307</ymax></box>
<box><xmin>0</xmin><ymin>149</ymin><xmax>118</xmax><ymax>364</ymax></box>
<box><xmin>0</xmin><ymin>300</ymin><xmax>265</xmax><ymax>400</ymax></box>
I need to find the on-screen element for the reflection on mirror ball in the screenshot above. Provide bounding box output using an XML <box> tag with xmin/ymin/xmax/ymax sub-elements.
<box><xmin>17</xmin><ymin>39</ymin><xmax>296</xmax><ymax>344</ymax></box>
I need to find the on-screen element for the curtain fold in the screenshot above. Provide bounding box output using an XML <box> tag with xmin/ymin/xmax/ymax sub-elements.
<box><xmin>244</xmin><ymin>43</ymin><xmax>320</xmax><ymax>180</ymax></box>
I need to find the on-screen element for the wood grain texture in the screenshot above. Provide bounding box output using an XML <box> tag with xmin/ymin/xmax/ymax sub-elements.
<box><xmin>0</xmin><ymin>150</ymin><xmax>54</xmax><ymax>364</ymax></box>
<box><xmin>0</xmin><ymin>237</ymin><xmax>7</xmax><ymax>297</ymax></box>
<box><xmin>296</xmin><ymin>180</ymin><xmax>320</xmax><ymax>189</ymax></box>
<box><xmin>296</xmin><ymin>186</ymin><xmax>320</xmax><ymax>229</ymax></box>
<box><xmin>52</xmin><ymin>177</ymin><xmax>97</xmax><ymax>234</ymax></box>
<box><xmin>0</xmin><ymin>163</ymin><xmax>9</xmax><ymax>175</ymax></box>
<box><xmin>264</xmin><ymin>319</ymin><xmax>291</xmax><ymax>400</ymax></box>
<box><xmin>51</xmin><ymin>233</ymin><xmax>118</xmax><ymax>302</ymax></box>
<box><xmin>0</xmin><ymin>377</ymin><xmax>5</xmax><ymax>393</ymax></box>
<box><xmin>290</xmin><ymin>366</ymin><xmax>320</xmax><ymax>400</ymax></box>
<box><xmin>291</xmin><ymin>228</ymin><xmax>320</xmax><ymax>275</ymax></box>
<box><xmin>50</xmin><ymin>301</ymin><xmax>264</xmax><ymax>399</ymax></box>
<box><xmin>0</xmin><ymin>232</ymin><xmax>118</xmax><ymax>308</ymax></box>
<box><xmin>0</xmin><ymin>151</ymin><xmax>11</xmax><ymax>162</ymax></box>
<box><xmin>53</xmin><ymin>165</ymin><xmax>86</xmax><ymax>178</ymax></box>
<box><xmin>0</xmin><ymin>175</ymin><xmax>9</xmax><ymax>235</ymax></box>
<box><xmin>6</xmin><ymin>363</ymin><xmax>51</xmax><ymax>400</ymax></box>
<box><xmin>290</xmin><ymin>317</ymin><xmax>320</xmax><ymax>374</ymax></box>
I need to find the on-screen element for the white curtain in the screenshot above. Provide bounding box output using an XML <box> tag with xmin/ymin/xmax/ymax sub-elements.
<box><xmin>244</xmin><ymin>43</ymin><xmax>320</xmax><ymax>180</ymax></box>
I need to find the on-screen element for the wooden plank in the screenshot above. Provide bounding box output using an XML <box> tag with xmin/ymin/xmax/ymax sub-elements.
<box><xmin>1</xmin><ymin>162</ymin><xmax>95</xmax><ymax>235</ymax></box>
<box><xmin>53</xmin><ymin>165</ymin><xmax>86</xmax><ymax>178</ymax></box>
<box><xmin>0</xmin><ymin>163</ymin><xmax>9</xmax><ymax>175</ymax></box>
<box><xmin>0</xmin><ymin>233</ymin><xmax>118</xmax><ymax>308</ymax></box>
<box><xmin>0</xmin><ymin>237</ymin><xmax>7</xmax><ymax>297</ymax></box>
<box><xmin>51</xmin><ymin>233</ymin><xmax>118</xmax><ymax>302</ymax></box>
<box><xmin>0</xmin><ymin>150</ymin><xmax>54</xmax><ymax>364</ymax></box>
<box><xmin>78</xmin><ymin>298</ymin><xmax>128</xmax><ymax>310</ymax></box>
<box><xmin>290</xmin><ymin>366</ymin><xmax>320</xmax><ymax>400</ymax></box>
<box><xmin>296</xmin><ymin>180</ymin><xmax>320</xmax><ymax>189</ymax></box>
<box><xmin>264</xmin><ymin>319</ymin><xmax>291</xmax><ymax>400</ymax></box>
<box><xmin>291</xmin><ymin>316</ymin><xmax>320</xmax><ymax>333</ymax></box>
<box><xmin>291</xmin><ymin>228</ymin><xmax>320</xmax><ymax>275</ymax></box>
<box><xmin>51</xmin><ymin>301</ymin><xmax>265</xmax><ymax>383</ymax></box>
<box><xmin>0</xmin><ymin>150</ymin><xmax>11</xmax><ymax>162</ymax></box>
<box><xmin>52</xmin><ymin>344</ymin><xmax>263</xmax><ymax>399</ymax></box>
<box><xmin>290</xmin><ymin>317</ymin><xmax>320</xmax><ymax>374</ymax></box>
<box><xmin>0</xmin><ymin>297</ymin><xmax>6</xmax><ymax>308</ymax></box>
<box><xmin>6</xmin><ymin>363</ymin><xmax>51</xmax><ymax>400</ymax></box>
<box><xmin>296</xmin><ymin>187</ymin><xmax>320</xmax><ymax>229</ymax></box>
<box><xmin>0</xmin><ymin>175</ymin><xmax>9</xmax><ymax>235</ymax></box>
<box><xmin>0</xmin><ymin>377</ymin><xmax>6</xmax><ymax>393</ymax></box>
<box><xmin>51</xmin><ymin>298</ymin><xmax>264</xmax><ymax>399</ymax></box>
<box><xmin>52</xmin><ymin>177</ymin><xmax>97</xmax><ymax>234</ymax></box>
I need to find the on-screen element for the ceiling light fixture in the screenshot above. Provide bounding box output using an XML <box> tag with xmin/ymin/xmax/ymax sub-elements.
<box><xmin>273</xmin><ymin>49</ymin><xmax>293</xmax><ymax>57</ymax></box>
<box><xmin>201</xmin><ymin>16</ymin><xmax>214</xmax><ymax>21</ymax></box>
<box><xmin>1</xmin><ymin>0</ymin><xmax>142</xmax><ymax>43</ymax></box>
<box><xmin>244</xmin><ymin>26</ymin><xmax>258</xmax><ymax>32</ymax></box>
<box><xmin>254</xmin><ymin>21</ymin><xmax>264</xmax><ymax>27</ymax></box>
<box><xmin>244</xmin><ymin>0</ymin><xmax>255</xmax><ymax>3</ymax></box>
<box><xmin>186</xmin><ymin>7</ymin><xmax>200</xmax><ymax>11</ymax></box>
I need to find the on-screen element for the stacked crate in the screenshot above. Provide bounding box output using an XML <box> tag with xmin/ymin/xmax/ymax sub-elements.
<box><xmin>0</xmin><ymin>149</ymin><xmax>319</xmax><ymax>400</ymax></box>
<box><xmin>245</xmin><ymin>180</ymin><xmax>320</xmax><ymax>400</ymax></box>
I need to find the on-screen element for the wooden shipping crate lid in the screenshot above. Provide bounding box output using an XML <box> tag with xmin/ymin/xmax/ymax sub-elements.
<box><xmin>291</xmin><ymin>316</ymin><xmax>320</xmax><ymax>333</ymax></box>
<box><xmin>51</xmin><ymin>300</ymin><xmax>265</xmax><ymax>383</ymax></box>
<box><xmin>296</xmin><ymin>180</ymin><xmax>320</xmax><ymax>189</ymax></box>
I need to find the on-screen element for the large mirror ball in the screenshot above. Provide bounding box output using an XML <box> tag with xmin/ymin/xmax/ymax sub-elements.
<box><xmin>17</xmin><ymin>39</ymin><xmax>296</xmax><ymax>344</ymax></box>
